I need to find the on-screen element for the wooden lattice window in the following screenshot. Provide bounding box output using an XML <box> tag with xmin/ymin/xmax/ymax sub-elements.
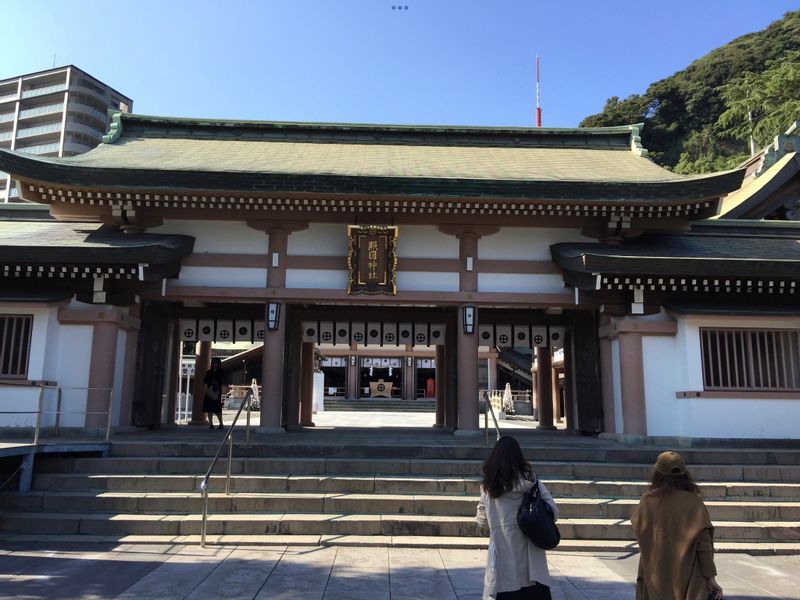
<box><xmin>0</xmin><ymin>315</ymin><xmax>33</xmax><ymax>378</ymax></box>
<box><xmin>700</xmin><ymin>328</ymin><xmax>800</xmax><ymax>391</ymax></box>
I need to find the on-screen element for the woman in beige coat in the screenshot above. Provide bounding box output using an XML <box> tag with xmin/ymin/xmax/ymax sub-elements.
<box><xmin>476</xmin><ymin>436</ymin><xmax>558</xmax><ymax>600</ymax></box>
<box><xmin>631</xmin><ymin>451</ymin><xmax>723</xmax><ymax>600</ymax></box>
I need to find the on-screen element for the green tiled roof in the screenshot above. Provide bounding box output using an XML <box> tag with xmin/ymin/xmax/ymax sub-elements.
<box><xmin>60</xmin><ymin>137</ymin><xmax>685</xmax><ymax>183</ymax></box>
<box><xmin>0</xmin><ymin>113</ymin><xmax>746</xmax><ymax>201</ymax></box>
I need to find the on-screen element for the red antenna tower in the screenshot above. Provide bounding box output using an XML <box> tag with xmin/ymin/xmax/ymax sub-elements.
<box><xmin>536</xmin><ymin>55</ymin><xmax>542</xmax><ymax>127</ymax></box>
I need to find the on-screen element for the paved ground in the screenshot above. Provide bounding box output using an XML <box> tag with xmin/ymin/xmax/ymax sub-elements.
<box><xmin>0</xmin><ymin>543</ymin><xmax>798</xmax><ymax>599</ymax></box>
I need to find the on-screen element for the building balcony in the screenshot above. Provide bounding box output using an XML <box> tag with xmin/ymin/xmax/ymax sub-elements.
<box><xmin>16</xmin><ymin>142</ymin><xmax>60</xmax><ymax>155</ymax></box>
<box><xmin>21</xmin><ymin>83</ymin><xmax>67</xmax><ymax>99</ymax></box>
<box><xmin>16</xmin><ymin>122</ymin><xmax>62</xmax><ymax>140</ymax></box>
<box><xmin>0</xmin><ymin>132</ymin><xmax>12</xmax><ymax>142</ymax></box>
<box><xmin>0</xmin><ymin>93</ymin><xmax>18</xmax><ymax>104</ymax></box>
<box><xmin>65</xmin><ymin>122</ymin><xmax>103</xmax><ymax>141</ymax></box>
<box><xmin>70</xmin><ymin>81</ymin><xmax>111</xmax><ymax>105</ymax></box>
<box><xmin>68</xmin><ymin>100</ymin><xmax>107</xmax><ymax>123</ymax></box>
<box><xmin>18</xmin><ymin>103</ymin><xmax>64</xmax><ymax>121</ymax></box>
<box><xmin>0</xmin><ymin>113</ymin><xmax>15</xmax><ymax>124</ymax></box>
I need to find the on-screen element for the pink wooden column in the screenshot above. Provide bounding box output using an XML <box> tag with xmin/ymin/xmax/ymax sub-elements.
<box><xmin>260</xmin><ymin>226</ymin><xmax>289</xmax><ymax>431</ymax></box>
<box><xmin>299</xmin><ymin>341</ymin><xmax>315</xmax><ymax>426</ymax></box>
<box><xmin>86</xmin><ymin>321</ymin><xmax>119</xmax><ymax>428</ymax></box>
<box><xmin>434</xmin><ymin>345</ymin><xmax>445</xmax><ymax>428</ymax></box>
<box><xmin>618</xmin><ymin>331</ymin><xmax>647</xmax><ymax>435</ymax></box>
<box><xmin>456</xmin><ymin>304</ymin><xmax>480</xmax><ymax>432</ymax></box>
<box><xmin>536</xmin><ymin>347</ymin><xmax>555</xmax><ymax>430</ymax></box>
<box><xmin>404</xmin><ymin>350</ymin><xmax>415</xmax><ymax>400</ymax></box>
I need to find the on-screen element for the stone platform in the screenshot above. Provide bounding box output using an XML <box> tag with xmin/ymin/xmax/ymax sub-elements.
<box><xmin>1</xmin><ymin>542</ymin><xmax>799</xmax><ymax>599</ymax></box>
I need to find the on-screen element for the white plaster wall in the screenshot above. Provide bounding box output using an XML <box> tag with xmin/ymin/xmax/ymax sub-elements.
<box><xmin>53</xmin><ymin>323</ymin><xmax>93</xmax><ymax>428</ymax></box>
<box><xmin>151</xmin><ymin>219</ymin><xmax>268</xmax><ymax>254</ymax></box>
<box><xmin>397</xmin><ymin>272</ymin><xmax>460</xmax><ymax>292</ymax></box>
<box><xmin>174</xmin><ymin>266</ymin><xmax>268</xmax><ymax>288</ymax></box>
<box><xmin>397</xmin><ymin>226</ymin><xmax>459</xmax><ymax>259</ymax></box>
<box><xmin>642</xmin><ymin>335</ymin><xmax>684</xmax><ymax>436</ymax></box>
<box><xmin>478</xmin><ymin>273</ymin><xmax>566</xmax><ymax>294</ymax></box>
<box><xmin>286</xmin><ymin>269</ymin><xmax>348</xmax><ymax>290</ymax></box>
<box><xmin>479</xmin><ymin>228</ymin><xmax>590</xmax><ymax>260</ymax></box>
<box><xmin>289</xmin><ymin>224</ymin><xmax>348</xmax><ymax>256</ymax></box>
<box><xmin>610</xmin><ymin>338</ymin><xmax>623</xmax><ymax>434</ymax></box>
<box><xmin>639</xmin><ymin>314</ymin><xmax>800</xmax><ymax>439</ymax></box>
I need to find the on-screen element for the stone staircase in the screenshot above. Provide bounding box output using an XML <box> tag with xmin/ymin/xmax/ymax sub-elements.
<box><xmin>1</xmin><ymin>434</ymin><xmax>799</xmax><ymax>553</ymax></box>
<box><xmin>322</xmin><ymin>398</ymin><xmax>435</xmax><ymax>412</ymax></box>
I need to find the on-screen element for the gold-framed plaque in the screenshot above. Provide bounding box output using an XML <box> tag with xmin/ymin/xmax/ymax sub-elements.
<box><xmin>347</xmin><ymin>225</ymin><xmax>398</xmax><ymax>295</ymax></box>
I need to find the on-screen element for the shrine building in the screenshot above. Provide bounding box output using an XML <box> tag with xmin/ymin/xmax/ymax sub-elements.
<box><xmin>1</xmin><ymin>113</ymin><xmax>799</xmax><ymax>439</ymax></box>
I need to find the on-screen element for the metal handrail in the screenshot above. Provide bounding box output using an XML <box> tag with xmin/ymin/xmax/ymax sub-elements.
<box><xmin>0</xmin><ymin>462</ymin><xmax>25</xmax><ymax>492</ymax></box>
<box><xmin>0</xmin><ymin>383</ymin><xmax>114</xmax><ymax>444</ymax></box>
<box><xmin>482</xmin><ymin>390</ymin><xmax>501</xmax><ymax>446</ymax></box>
<box><xmin>198</xmin><ymin>379</ymin><xmax>259</xmax><ymax>548</ymax></box>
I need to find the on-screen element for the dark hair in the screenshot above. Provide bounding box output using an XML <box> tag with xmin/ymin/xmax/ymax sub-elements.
<box><xmin>482</xmin><ymin>436</ymin><xmax>532</xmax><ymax>498</ymax></box>
<box><xmin>649</xmin><ymin>470</ymin><xmax>701</xmax><ymax>495</ymax></box>
<box><xmin>210</xmin><ymin>357</ymin><xmax>222</xmax><ymax>369</ymax></box>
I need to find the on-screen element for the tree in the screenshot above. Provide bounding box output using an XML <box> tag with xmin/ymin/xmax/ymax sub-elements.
<box><xmin>717</xmin><ymin>51</ymin><xmax>800</xmax><ymax>149</ymax></box>
<box><xmin>579</xmin><ymin>10</ymin><xmax>800</xmax><ymax>173</ymax></box>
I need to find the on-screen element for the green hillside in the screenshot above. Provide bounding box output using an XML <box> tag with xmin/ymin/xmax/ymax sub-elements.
<box><xmin>580</xmin><ymin>10</ymin><xmax>800</xmax><ymax>173</ymax></box>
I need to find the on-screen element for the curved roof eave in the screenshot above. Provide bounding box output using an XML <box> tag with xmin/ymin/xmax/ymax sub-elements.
<box><xmin>0</xmin><ymin>147</ymin><xmax>747</xmax><ymax>204</ymax></box>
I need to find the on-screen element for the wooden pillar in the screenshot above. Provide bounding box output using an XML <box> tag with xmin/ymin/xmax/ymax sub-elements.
<box><xmin>118</xmin><ymin>304</ymin><xmax>141</xmax><ymax>427</ymax></box>
<box><xmin>404</xmin><ymin>352</ymin><xmax>415</xmax><ymax>400</ymax></box>
<box><xmin>456</xmin><ymin>305</ymin><xmax>480</xmax><ymax>433</ymax></box>
<box><xmin>284</xmin><ymin>309</ymin><xmax>302</xmax><ymax>431</ymax></box>
<box><xmin>619</xmin><ymin>331</ymin><xmax>647</xmax><ymax>435</ymax></box>
<box><xmin>260</xmin><ymin>226</ymin><xmax>289</xmax><ymax>432</ymax></box>
<box><xmin>299</xmin><ymin>342</ymin><xmax>315</xmax><ymax>426</ymax></box>
<box><xmin>536</xmin><ymin>347</ymin><xmax>555</xmax><ymax>430</ymax></box>
<box><xmin>456</xmin><ymin>230</ymin><xmax>480</xmax><ymax>434</ymax></box>
<box><xmin>86</xmin><ymin>321</ymin><xmax>118</xmax><ymax>428</ymax></box>
<box><xmin>599</xmin><ymin>337</ymin><xmax>616</xmax><ymax>433</ymax></box>
<box><xmin>191</xmin><ymin>341</ymin><xmax>212</xmax><ymax>424</ymax></box>
<box><xmin>434</xmin><ymin>344</ymin><xmax>445</xmax><ymax>428</ymax></box>
<box><xmin>347</xmin><ymin>354</ymin><xmax>359</xmax><ymax>399</ymax></box>
<box><xmin>551</xmin><ymin>366</ymin><xmax>561</xmax><ymax>423</ymax></box>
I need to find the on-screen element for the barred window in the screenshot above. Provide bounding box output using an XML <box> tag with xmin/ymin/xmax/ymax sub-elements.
<box><xmin>0</xmin><ymin>315</ymin><xmax>33</xmax><ymax>378</ymax></box>
<box><xmin>701</xmin><ymin>328</ymin><xmax>800</xmax><ymax>391</ymax></box>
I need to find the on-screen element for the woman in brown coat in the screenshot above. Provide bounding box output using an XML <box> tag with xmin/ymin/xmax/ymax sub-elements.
<box><xmin>631</xmin><ymin>451</ymin><xmax>723</xmax><ymax>600</ymax></box>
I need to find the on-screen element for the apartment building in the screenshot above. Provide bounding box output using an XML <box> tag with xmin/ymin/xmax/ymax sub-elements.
<box><xmin>0</xmin><ymin>65</ymin><xmax>132</xmax><ymax>202</ymax></box>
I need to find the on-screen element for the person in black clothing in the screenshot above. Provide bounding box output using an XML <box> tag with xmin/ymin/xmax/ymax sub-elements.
<box><xmin>202</xmin><ymin>357</ymin><xmax>226</xmax><ymax>430</ymax></box>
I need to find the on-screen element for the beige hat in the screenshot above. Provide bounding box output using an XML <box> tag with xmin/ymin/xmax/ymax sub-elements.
<box><xmin>655</xmin><ymin>451</ymin><xmax>687</xmax><ymax>476</ymax></box>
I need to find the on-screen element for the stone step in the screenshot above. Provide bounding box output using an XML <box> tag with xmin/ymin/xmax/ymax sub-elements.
<box><xmin>30</xmin><ymin>473</ymin><xmax>800</xmax><ymax>500</ymax></box>
<box><xmin>322</xmin><ymin>402</ymin><xmax>435</xmax><ymax>413</ymax></box>
<box><xmin>104</xmin><ymin>441</ymin><xmax>800</xmax><ymax>465</ymax></box>
<box><xmin>34</xmin><ymin>456</ymin><xmax>800</xmax><ymax>482</ymax></box>
<box><xmin>2</xmin><ymin>511</ymin><xmax>797</xmax><ymax>541</ymax></box>
<box><xmin>0</xmin><ymin>533</ymin><xmax>796</xmax><ymax>555</ymax></box>
<box><xmin>5</xmin><ymin>491</ymin><xmax>800</xmax><ymax>521</ymax></box>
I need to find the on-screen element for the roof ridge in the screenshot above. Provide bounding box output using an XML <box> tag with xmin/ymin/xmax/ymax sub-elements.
<box><xmin>109</xmin><ymin>111</ymin><xmax>643</xmax><ymax>137</ymax></box>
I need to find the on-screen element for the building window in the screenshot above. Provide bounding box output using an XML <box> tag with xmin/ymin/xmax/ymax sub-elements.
<box><xmin>0</xmin><ymin>315</ymin><xmax>33</xmax><ymax>378</ymax></box>
<box><xmin>701</xmin><ymin>328</ymin><xmax>800</xmax><ymax>391</ymax></box>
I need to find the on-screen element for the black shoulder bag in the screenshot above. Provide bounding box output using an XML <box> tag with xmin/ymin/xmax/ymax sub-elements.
<box><xmin>516</xmin><ymin>475</ymin><xmax>560</xmax><ymax>550</ymax></box>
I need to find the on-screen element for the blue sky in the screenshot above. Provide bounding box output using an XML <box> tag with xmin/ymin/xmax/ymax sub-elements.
<box><xmin>1</xmin><ymin>0</ymin><xmax>797</xmax><ymax>127</ymax></box>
